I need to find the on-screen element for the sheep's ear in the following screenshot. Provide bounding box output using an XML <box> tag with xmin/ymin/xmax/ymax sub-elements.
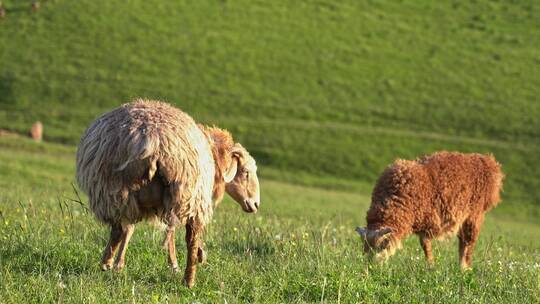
<box><xmin>355</xmin><ymin>227</ymin><xmax>367</xmax><ymax>238</ymax></box>
<box><xmin>377</xmin><ymin>227</ymin><xmax>394</xmax><ymax>238</ymax></box>
<box><xmin>231</xmin><ymin>143</ymin><xmax>245</xmax><ymax>159</ymax></box>
<box><xmin>223</xmin><ymin>157</ymin><xmax>238</xmax><ymax>183</ymax></box>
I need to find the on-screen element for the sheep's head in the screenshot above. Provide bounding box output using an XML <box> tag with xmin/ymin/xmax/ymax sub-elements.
<box><xmin>223</xmin><ymin>144</ymin><xmax>260</xmax><ymax>213</ymax></box>
<box><xmin>355</xmin><ymin>227</ymin><xmax>400</xmax><ymax>262</ymax></box>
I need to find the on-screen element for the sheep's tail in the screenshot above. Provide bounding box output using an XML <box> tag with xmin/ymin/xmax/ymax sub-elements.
<box><xmin>485</xmin><ymin>155</ymin><xmax>504</xmax><ymax>211</ymax></box>
<box><xmin>116</xmin><ymin>130</ymin><xmax>160</xmax><ymax>178</ymax></box>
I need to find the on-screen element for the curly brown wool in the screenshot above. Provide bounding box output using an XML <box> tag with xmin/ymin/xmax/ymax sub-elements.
<box><xmin>357</xmin><ymin>151</ymin><xmax>503</xmax><ymax>269</ymax></box>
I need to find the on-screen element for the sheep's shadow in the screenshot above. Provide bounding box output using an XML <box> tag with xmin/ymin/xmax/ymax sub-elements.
<box><xmin>2</xmin><ymin>6</ymin><xmax>34</xmax><ymax>15</ymax></box>
<box><xmin>219</xmin><ymin>239</ymin><xmax>276</xmax><ymax>257</ymax></box>
<box><xmin>0</xmin><ymin>242</ymin><xmax>94</xmax><ymax>276</ymax></box>
<box><xmin>0</xmin><ymin>73</ymin><xmax>15</xmax><ymax>106</ymax></box>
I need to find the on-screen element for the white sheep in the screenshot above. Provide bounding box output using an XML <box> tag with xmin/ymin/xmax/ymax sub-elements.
<box><xmin>76</xmin><ymin>99</ymin><xmax>260</xmax><ymax>287</ymax></box>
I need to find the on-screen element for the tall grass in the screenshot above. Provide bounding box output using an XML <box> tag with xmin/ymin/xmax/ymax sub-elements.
<box><xmin>0</xmin><ymin>137</ymin><xmax>538</xmax><ymax>303</ymax></box>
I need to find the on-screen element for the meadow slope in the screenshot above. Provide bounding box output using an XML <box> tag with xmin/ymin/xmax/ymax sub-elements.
<box><xmin>0</xmin><ymin>1</ymin><xmax>539</xmax><ymax>302</ymax></box>
<box><xmin>0</xmin><ymin>136</ymin><xmax>539</xmax><ymax>303</ymax></box>
<box><xmin>1</xmin><ymin>0</ymin><xmax>540</xmax><ymax>206</ymax></box>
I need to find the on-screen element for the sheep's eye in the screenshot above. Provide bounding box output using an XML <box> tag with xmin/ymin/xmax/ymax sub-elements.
<box><xmin>244</xmin><ymin>171</ymin><xmax>249</xmax><ymax>178</ymax></box>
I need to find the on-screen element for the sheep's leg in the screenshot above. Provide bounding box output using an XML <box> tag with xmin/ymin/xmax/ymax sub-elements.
<box><xmin>173</xmin><ymin>234</ymin><xmax>205</xmax><ymax>264</ymax></box>
<box><xmin>419</xmin><ymin>235</ymin><xmax>434</xmax><ymax>265</ymax></box>
<box><xmin>113</xmin><ymin>223</ymin><xmax>135</xmax><ymax>271</ymax></box>
<box><xmin>183</xmin><ymin>219</ymin><xmax>203</xmax><ymax>288</ymax></box>
<box><xmin>163</xmin><ymin>225</ymin><xmax>179</xmax><ymax>272</ymax></box>
<box><xmin>161</xmin><ymin>195</ymin><xmax>179</xmax><ymax>272</ymax></box>
<box><xmin>100</xmin><ymin>223</ymin><xmax>123</xmax><ymax>271</ymax></box>
<box><xmin>161</xmin><ymin>229</ymin><xmax>170</xmax><ymax>250</ymax></box>
<box><xmin>458</xmin><ymin>215</ymin><xmax>483</xmax><ymax>270</ymax></box>
<box><xmin>197</xmin><ymin>245</ymin><xmax>207</xmax><ymax>264</ymax></box>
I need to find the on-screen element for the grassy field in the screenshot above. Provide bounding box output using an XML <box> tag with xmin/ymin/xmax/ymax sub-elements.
<box><xmin>0</xmin><ymin>138</ymin><xmax>540</xmax><ymax>303</ymax></box>
<box><xmin>1</xmin><ymin>0</ymin><xmax>540</xmax><ymax>302</ymax></box>
<box><xmin>0</xmin><ymin>136</ymin><xmax>539</xmax><ymax>303</ymax></box>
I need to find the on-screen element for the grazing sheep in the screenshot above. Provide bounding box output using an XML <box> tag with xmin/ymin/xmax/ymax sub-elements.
<box><xmin>76</xmin><ymin>99</ymin><xmax>260</xmax><ymax>288</ymax></box>
<box><xmin>30</xmin><ymin>121</ymin><xmax>43</xmax><ymax>142</ymax></box>
<box><xmin>356</xmin><ymin>151</ymin><xmax>503</xmax><ymax>269</ymax></box>
<box><xmin>31</xmin><ymin>1</ymin><xmax>40</xmax><ymax>12</ymax></box>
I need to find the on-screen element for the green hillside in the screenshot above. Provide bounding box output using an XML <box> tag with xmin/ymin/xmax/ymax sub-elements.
<box><xmin>1</xmin><ymin>0</ymin><xmax>540</xmax><ymax>207</ymax></box>
<box><xmin>1</xmin><ymin>1</ymin><xmax>540</xmax><ymax>302</ymax></box>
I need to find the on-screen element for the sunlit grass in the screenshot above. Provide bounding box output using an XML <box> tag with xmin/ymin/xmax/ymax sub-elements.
<box><xmin>0</xmin><ymin>137</ymin><xmax>538</xmax><ymax>303</ymax></box>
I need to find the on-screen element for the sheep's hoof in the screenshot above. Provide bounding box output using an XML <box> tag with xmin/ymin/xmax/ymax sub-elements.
<box><xmin>460</xmin><ymin>265</ymin><xmax>472</xmax><ymax>272</ymax></box>
<box><xmin>197</xmin><ymin>248</ymin><xmax>207</xmax><ymax>264</ymax></box>
<box><xmin>182</xmin><ymin>277</ymin><xmax>195</xmax><ymax>288</ymax></box>
<box><xmin>171</xmin><ymin>265</ymin><xmax>179</xmax><ymax>273</ymax></box>
<box><xmin>101</xmin><ymin>263</ymin><xmax>113</xmax><ymax>271</ymax></box>
<box><xmin>114</xmin><ymin>263</ymin><xmax>125</xmax><ymax>272</ymax></box>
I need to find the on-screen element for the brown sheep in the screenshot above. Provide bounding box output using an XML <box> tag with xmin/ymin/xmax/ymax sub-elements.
<box><xmin>31</xmin><ymin>1</ymin><xmax>40</xmax><ymax>12</ymax></box>
<box><xmin>356</xmin><ymin>151</ymin><xmax>503</xmax><ymax>269</ymax></box>
<box><xmin>76</xmin><ymin>99</ymin><xmax>260</xmax><ymax>288</ymax></box>
<box><xmin>30</xmin><ymin>121</ymin><xmax>43</xmax><ymax>142</ymax></box>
